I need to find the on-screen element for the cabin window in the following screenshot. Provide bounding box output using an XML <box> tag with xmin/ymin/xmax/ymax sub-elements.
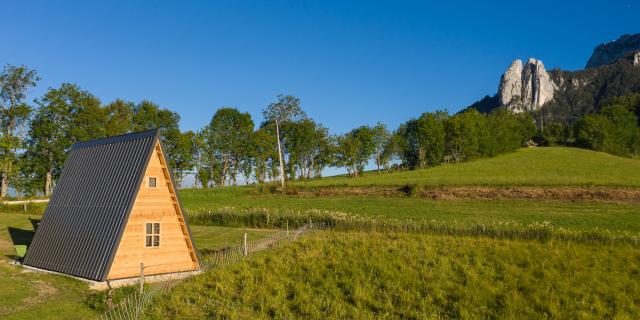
<box><xmin>145</xmin><ymin>222</ymin><xmax>160</xmax><ymax>247</ymax></box>
<box><xmin>148</xmin><ymin>177</ymin><xmax>157</xmax><ymax>188</ymax></box>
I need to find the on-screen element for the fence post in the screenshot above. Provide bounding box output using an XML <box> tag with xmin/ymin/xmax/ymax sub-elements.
<box><xmin>23</xmin><ymin>202</ymin><xmax>27</xmax><ymax>212</ymax></box>
<box><xmin>243</xmin><ymin>233</ymin><xmax>248</xmax><ymax>256</ymax></box>
<box><xmin>267</xmin><ymin>213</ymin><xmax>270</xmax><ymax>227</ymax></box>
<box><xmin>286</xmin><ymin>220</ymin><xmax>289</xmax><ymax>237</ymax></box>
<box><xmin>139</xmin><ymin>262</ymin><xmax>144</xmax><ymax>295</ymax></box>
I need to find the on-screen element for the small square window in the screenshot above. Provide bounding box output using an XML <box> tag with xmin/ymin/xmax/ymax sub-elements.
<box><xmin>145</xmin><ymin>222</ymin><xmax>160</xmax><ymax>248</ymax></box>
<box><xmin>148</xmin><ymin>177</ymin><xmax>157</xmax><ymax>188</ymax></box>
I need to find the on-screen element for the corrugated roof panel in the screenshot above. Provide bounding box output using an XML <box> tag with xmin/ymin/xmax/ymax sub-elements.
<box><xmin>23</xmin><ymin>129</ymin><xmax>159</xmax><ymax>281</ymax></box>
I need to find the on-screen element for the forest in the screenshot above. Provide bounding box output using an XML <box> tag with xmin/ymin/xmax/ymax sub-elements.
<box><xmin>1</xmin><ymin>64</ymin><xmax>639</xmax><ymax>197</ymax></box>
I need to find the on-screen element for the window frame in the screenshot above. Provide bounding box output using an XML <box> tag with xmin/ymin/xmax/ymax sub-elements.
<box><xmin>147</xmin><ymin>176</ymin><xmax>157</xmax><ymax>188</ymax></box>
<box><xmin>144</xmin><ymin>222</ymin><xmax>161</xmax><ymax>248</ymax></box>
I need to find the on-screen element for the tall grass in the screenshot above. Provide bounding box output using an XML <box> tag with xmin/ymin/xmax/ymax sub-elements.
<box><xmin>145</xmin><ymin>232</ymin><xmax>640</xmax><ymax>319</ymax></box>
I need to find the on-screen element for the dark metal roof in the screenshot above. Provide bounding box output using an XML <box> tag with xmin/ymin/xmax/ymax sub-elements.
<box><xmin>23</xmin><ymin>129</ymin><xmax>168</xmax><ymax>281</ymax></box>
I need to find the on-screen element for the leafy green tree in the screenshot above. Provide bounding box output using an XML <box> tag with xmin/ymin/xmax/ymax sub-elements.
<box><xmin>166</xmin><ymin>130</ymin><xmax>196</xmax><ymax>187</ymax></box>
<box><xmin>263</xmin><ymin>95</ymin><xmax>306</xmax><ymax>188</ymax></box>
<box><xmin>575</xmin><ymin>105</ymin><xmax>640</xmax><ymax>156</ymax></box>
<box><xmin>282</xmin><ymin>119</ymin><xmax>331</xmax><ymax>179</ymax></box>
<box><xmin>485</xmin><ymin>109</ymin><xmax>535</xmax><ymax>156</ymax></box>
<box><xmin>23</xmin><ymin>83</ymin><xmax>105</xmax><ymax>196</ymax></box>
<box><xmin>335</xmin><ymin>126</ymin><xmax>375</xmax><ymax>177</ymax></box>
<box><xmin>252</xmin><ymin>126</ymin><xmax>277</xmax><ymax>183</ymax></box>
<box><xmin>104</xmin><ymin>99</ymin><xmax>134</xmax><ymax>136</ymax></box>
<box><xmin>381</xmin><ymin>131</ymin><xmax>404</xmax><ymax>171</ymax></box>
<box><xmin>205</xmin><ymin>107</ymin><xmax>254</xmax><ymax>186</ymax></box>
<box><xmin>193</xmin><ymin>130</ymin><xmax>212</xmax><ymax>188</ymax></box>
<box><xmin>444</xmin><ymin>109</ymin><xmax>488</xmax><ymax>162</ymax></box>
<box><xmin>371</xmin><ymin>123</ymin><xmax>390</xmax><ymax>172</ymax></box>
<box><xmin>0</xmin><ymin>64</ymin><xmax>39</xmax><ymax>197</ymax></box>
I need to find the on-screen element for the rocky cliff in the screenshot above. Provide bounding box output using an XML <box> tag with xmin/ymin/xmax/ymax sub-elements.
<box><xmin>586</xmin><ymin>34</ymin><xmax>640</xmax><ymax>68</ymax></box>
<box><xmin>465</xmin><ymin>33</ymin><xmax>640</xmax><ymax>124</ymax></box>
<box><xmin>498</xmin><ymin>58</ymin><xmax>556</xmax><ymax>113</ymax></box>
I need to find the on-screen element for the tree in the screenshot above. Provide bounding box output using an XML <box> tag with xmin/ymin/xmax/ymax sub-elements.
<box><xmin>282</xmin><ymin>119</ymin><xmax>330</xmax><ymax>179</ymax></box>
<box><xmin>24</xmin><ymin>83</ymin><xmax>101</xmax><ymax>196</ymax></box>
<box><xmin>486</xmin><ymin>108</ymin><xmax>535</xmax><ymax>156</ymax></box>
<box><xmin>0</xmin><ymin>64</ymin><xmax>39</xmax><ymax>197</ymax></box>
<box><xmin>335</xmin><ymin>126</ymin><xmax>375</xmax><ymax>177</ymax></box>
<box><xmin>398</xmin><ymin>111</ymin><xmax>447</xmax><ymax>169</ymax></box>
<box><xmin>253</xmin><ymin>126</ymin><xmax>277</xmax><ymax>183</ymax></box>
<box><xmin>263</xmin><ymin>95</ymin><xmax>306</xmax><ymax>188</ymax></box>
<box><xmin>104</xmin><ymin>99</ymin><xmax>134</xmax><ymax>136</ymax></box>
<box><xmin>193</xmin><ymin>130</ymin><xmax>211</xmax><ymax>188</ymax></box>
<box><xmin>205</xmin><ymin>108</ymin><xmax>254</xmax><ymax>186</ymax></box>
<box><xmin>444</xmin><ymin>109</ymin><xmax>488</xmax><ymax>162</ymax></box>
<box><xmin>575</xmin><ymin>105</ymin><xmax>640</xmax><ymax>156</ymax></box>
<box><xmin>166</xmin><ymin>130</ymin><xmax>196</xmax><ymax>187</ymax></box>
<box><xmin>371</xmin><ymin>123</ymin><xmax>390</xmax><ymax>173</ymax></box>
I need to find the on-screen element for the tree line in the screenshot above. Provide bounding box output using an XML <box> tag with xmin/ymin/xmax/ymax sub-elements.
<box><xmin>3</xmin><ymin>63</ymin><xmax>636</xmax><ymax>197</ymax></box>
<box><xmin>536</xmin><ymin>94</ymin><xmax>640</xmax><ymax>157</ymax></box>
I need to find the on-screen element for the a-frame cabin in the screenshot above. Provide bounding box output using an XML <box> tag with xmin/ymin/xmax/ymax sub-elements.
<box><xmin>24</xmin><ymin>129</ymin><xmax>199</xmax><ymax>283</ymax></box>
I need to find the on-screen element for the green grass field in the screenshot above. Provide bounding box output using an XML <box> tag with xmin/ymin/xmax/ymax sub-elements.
<box><xmin>291</xmin><ymin>147</ymin><xmax>640</xmax><ymax>188</ymax></box>
<box><xmin>180</xmin><ymin>188</ymin><xmax>640</xmax><ymax>233</ymax></box>
<box><xmin>146</xmin><ymin>231</ymin><xmax>640</xmax><ymax>319</ymax></box>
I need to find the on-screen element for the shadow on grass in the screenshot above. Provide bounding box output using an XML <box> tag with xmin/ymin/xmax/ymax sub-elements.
<box><xmin>5</xmin><ymin>219</ymin><xmax>39</xmax><ymax>260</ymax></box>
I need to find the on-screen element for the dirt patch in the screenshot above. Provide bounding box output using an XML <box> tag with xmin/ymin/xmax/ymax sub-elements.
<box><xmin>0</xmin><ymin>280</ymin><xmax>58</xmax><ymax>316</ymax></box>
<box><xmin>419</xmin><ymin>187</ymin><xmax>640</xmax><ymax>202</ymax></box>
<box><xmin>280</xmin><ymin>186</ymin><xmax>640</xmax><ymax>202</ymax></box>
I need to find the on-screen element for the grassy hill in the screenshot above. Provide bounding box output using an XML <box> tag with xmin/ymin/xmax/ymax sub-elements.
<box><xmin>293</xmin><ymin>147</ymin><xmax>640</xmax><ymax>188</ymax></box>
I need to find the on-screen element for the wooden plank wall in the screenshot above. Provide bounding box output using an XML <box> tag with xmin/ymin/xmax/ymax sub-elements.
<box><xmin>107</xmin><ymin>142</ymin><xmax>198</xmax><ymax>280</ymax></box>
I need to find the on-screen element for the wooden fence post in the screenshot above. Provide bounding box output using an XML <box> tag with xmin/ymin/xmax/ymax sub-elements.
<box><xmin>139</xmin><ymin>262</ymin><xmax>144</xmax><ymax>295</ymax></box>
<box><xmin>243</xmin><ymin>233</ymin><xmax>248</xmax><ymax>256</ymax></box>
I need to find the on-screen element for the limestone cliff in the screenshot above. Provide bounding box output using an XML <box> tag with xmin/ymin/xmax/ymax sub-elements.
<box><xmin>498</xmin><ymin>58</ymin><xmax>556</xmax><ymax>113</ymax></box>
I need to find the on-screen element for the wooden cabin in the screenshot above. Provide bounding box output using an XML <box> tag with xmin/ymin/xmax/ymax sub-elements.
<box><xmin>24</xmin><ymin>129</ymin><xmax>199</xmax><ymax>283</ymax></box>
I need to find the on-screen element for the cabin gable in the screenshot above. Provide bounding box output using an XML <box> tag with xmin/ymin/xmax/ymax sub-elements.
<box><xmin>107</xmin><ymin>141</ymin><xmax>198</xmax><ymax>280</ymax></box>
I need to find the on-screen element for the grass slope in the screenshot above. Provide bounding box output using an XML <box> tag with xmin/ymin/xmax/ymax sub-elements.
<box><xmin>294</xmin><ymin>147</ymin><xmax>640</xmax><ymax>188</ymax></box>
<box><xmin>146</xmin><ymin>232</ymin><xmax>640</xmax><ymax>319</ymax></box>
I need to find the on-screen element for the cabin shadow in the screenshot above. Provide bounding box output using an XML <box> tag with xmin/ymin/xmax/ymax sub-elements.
<box><xmin>6</xmin><ymin>219</ymin><xmax>39</xmax><ymax>260</ymax></box>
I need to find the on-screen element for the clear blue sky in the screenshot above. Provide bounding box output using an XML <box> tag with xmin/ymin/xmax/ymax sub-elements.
<box><xmin>1</xmin><ymin>0</ymin><xmax>637</xmax><ymax>135</ymax></box>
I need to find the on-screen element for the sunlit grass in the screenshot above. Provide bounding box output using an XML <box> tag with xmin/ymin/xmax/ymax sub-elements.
<box><xmin>146</xmin><ymin>231</ymin><xmax>640</xmax><ymax>319</ymax></box>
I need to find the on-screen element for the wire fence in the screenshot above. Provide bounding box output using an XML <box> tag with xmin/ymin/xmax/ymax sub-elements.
<box><xmin>98</xmin><ymin>222</ymin><xmax>323</xmax><ymax>320</ymax></box>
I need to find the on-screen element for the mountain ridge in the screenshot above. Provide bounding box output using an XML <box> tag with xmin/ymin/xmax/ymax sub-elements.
<box><xmin>466</xmin><ymin>33</ymin><xmax>640</xmax><ymax>123</ymax></box>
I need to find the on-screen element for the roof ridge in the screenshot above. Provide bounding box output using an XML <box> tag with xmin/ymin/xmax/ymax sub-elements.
<box><xmin>71</xmin><ymin>129</ymin><xmax>159</xmax><ymax>150</ymax></box>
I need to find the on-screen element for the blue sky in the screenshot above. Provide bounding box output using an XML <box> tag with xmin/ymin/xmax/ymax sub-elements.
<box><xmin>1</xmin><ymin>0</ymin><xmax>637</xmax><ymax>136</ymax></box>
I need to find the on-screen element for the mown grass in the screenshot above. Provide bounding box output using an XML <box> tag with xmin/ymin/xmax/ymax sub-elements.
<box><xmin>190</xmin><ymin>225</ymin><xmax>278</xmax><ymax>252</ymax></box>
<box><xmin>291</xmin><ymin>147</ymin><xmax>640</xmax><ymax>188</ymax></box>
<box><xmin>146</xmin><ymin>231</ymin><xmax>640</xmax><ymax>319</ymax></box>
<box><xmin>180</xmin><ymin>187</ymin><xmax>640</xmax><ymax>233</ymax></box>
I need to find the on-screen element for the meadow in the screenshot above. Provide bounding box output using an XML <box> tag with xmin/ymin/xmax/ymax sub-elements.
<box><xmin>145</xmin><ymin>231</ymin><xmax>640</xmax><ymax>319</ymax></box>
<box><xmin>181</xmin><ymin>189</ymin><xmax>640</xmax><ymax>233</ymax></box>
<box><xmin>289</xmin><ymin>147</ymin><xmax>640</xmax><ymax>188</ymax></box>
